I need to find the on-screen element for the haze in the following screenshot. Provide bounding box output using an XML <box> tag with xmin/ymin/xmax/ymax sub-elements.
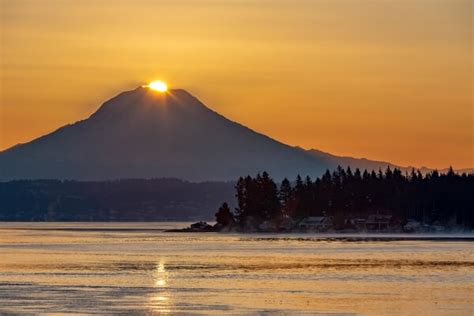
<box><xmin>1</xmin><ymin>0</ymin><xmax>472</xmax><ymax>169</ymax></box>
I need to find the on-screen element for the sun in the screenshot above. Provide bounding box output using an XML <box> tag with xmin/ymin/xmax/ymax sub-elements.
<box><xmin>147</xmin><ymin>80</ymin><xmax>168</xmax><ymax>92</ymax></box>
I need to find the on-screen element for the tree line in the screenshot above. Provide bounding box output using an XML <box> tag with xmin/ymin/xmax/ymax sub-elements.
<box><xmin>215</xmin><ymin>167</ymin><xmax>474</xmax><ymax>228</ymax></box>
<box><xmin>0</xmin><ymin>178</ymin><xmax>235</xmax><ymax>221</ymax></box>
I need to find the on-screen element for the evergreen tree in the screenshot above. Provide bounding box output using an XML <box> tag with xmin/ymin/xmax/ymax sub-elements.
<box><xmin>258</xmin><ymin>171</ymin><xmax>281</xmax><ymax>220</ymax></box>
<box><xmin>215</xmin><ymin>202</ymin><xmax>234</xmax><ymax>227</ymax></box>
<box><xmin>234</xmin><ymin>177</ymin><xmax>246</xmax><ymax>222</ymax></box>
<box><xmin>279</xmin><ymin>178</ymin><xmax>293</xmax><ymax>216</ymax></box>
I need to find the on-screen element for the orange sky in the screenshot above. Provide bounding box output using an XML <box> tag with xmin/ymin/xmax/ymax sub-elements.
<box><xmin>1</xmin><ymin>0</ymin><xmax>472</xmax><ymax>169</ymax></box>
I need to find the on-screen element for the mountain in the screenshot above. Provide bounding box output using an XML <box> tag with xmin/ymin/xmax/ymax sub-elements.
<box><xmin>1</xmin><ymin>86</ymin><xmax>469</xmax><ymax>182</ymax></box>
<box><xmin>0</xmin><ymin>87</ymin><xmax>336</xmax><ymax>181</ymax></box>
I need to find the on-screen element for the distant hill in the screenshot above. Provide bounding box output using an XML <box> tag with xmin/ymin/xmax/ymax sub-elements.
<box><xmin>0</xmin><ymin>179</ymin><xmax>235</xmax><ymax>221</ymax></box>
<box><xmin>0</xmin><ymin>86</ymin><xmax>470</xmax><ymax>181</ymax></box>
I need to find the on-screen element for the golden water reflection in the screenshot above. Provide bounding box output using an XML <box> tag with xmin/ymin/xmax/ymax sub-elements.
<box><xmin>0</xmin><ymin>223</ymin><xmax>472</xmax><ymax>315</ymax></box>
<box><xmin>149</xmin><ymin>260</ymin><xmax>172</xmax><ymax>313</ymax></box>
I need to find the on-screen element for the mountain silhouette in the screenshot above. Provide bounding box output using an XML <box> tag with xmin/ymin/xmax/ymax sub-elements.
<box><xmin>2</xmin><ymin>86</ymin><xmax>463</xmax><ymax>181</ymax></box>
<box><xmin>0</xmin><ymin>87</ymin><xmax>334</xmax><ymax>181</ymax></box>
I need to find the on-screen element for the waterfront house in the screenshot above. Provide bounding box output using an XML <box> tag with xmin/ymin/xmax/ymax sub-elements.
<box><xmin>298</xmin><ymin>216</ymin><xmax>333</xmax><ymax>232</ymax></box>
<box><xmin>365</xmin><ymin>214</ymin><xmax>401</xmax><ymax>231</ymax></box>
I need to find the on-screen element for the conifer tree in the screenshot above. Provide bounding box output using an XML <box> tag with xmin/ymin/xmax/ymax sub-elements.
<box><xmin>215</xmin><ymin>202</ymin><xmax>234</xmax><ymax>227</ymax></box>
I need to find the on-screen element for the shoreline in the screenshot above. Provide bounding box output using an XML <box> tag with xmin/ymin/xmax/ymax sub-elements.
<box><xmin>165</xmin><ymin>229</ymin><xmax>474</xmax><ymax>241</ymax></box>
<box><xmin>0</xmin><ymin>222</ymin><xmax>472</xmax><ymax>240</ymax></box>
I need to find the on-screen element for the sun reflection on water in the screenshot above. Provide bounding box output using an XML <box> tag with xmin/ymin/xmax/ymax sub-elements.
<box><xmin>148</xmin><ymin>260</ymin><xmax>172</xmax><ymax>313</ymax></box>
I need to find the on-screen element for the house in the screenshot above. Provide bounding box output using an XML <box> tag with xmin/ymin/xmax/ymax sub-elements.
<box><xmin>278</xmin><ymin>216</ymin><xmax>297</xmax><ymax>231</ymax></box>
<box><xmin>403</xmin><ymin>219</ymin><xmax>421</xmax><ymax>233</ymax></box>
<box><xmin>365</xmin><ymin>214</ymin><xmax>400</xmax><ymax>231</ymax></box>
<box><xmin>298</xmin><ymin>216</ymin><xmax>333</xmax><ymax>232</ymax></box>
<box><xmin>258</xmin><ymin>220</ymin><xmax>276</xmax><ymax>231</ymax></box>
<box><xmin>190</xmin><ymin>221</ymin><xmax>213</xmax><ymax>231</ymax></box>
<box><xmin>350</xmin><ymin>218</ymin><xmax>367</xmax><ymax>231</ymax></box>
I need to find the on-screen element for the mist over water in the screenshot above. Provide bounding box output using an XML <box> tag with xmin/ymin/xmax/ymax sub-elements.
<box><xmin>0</xmin><ymin>223</ymin><xmax>473</xmax><ymax>315</ymax></box>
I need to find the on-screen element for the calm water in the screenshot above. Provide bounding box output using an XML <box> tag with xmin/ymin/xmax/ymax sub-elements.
<box><xmin>0</xmin><ymin>223</ymin><xmax>473</xmax><ymax>315</ymax></box>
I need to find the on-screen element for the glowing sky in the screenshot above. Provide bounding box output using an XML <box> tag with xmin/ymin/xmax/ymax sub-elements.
<box><xmin>1</xmin><ymin>0</ymin><xmax>472</xmax><ymax>168</ymax></box>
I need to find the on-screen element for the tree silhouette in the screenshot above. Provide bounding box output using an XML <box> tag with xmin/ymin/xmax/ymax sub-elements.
<box><xmin>215</xmin><ymin>202</ymin><xmax>234</xmax><ymax>226</ymax></box>
<box><xmin>279</xmin><ymin>178</ymin><xmax>293</xmax><ymax>217</ymax></box>
<box><xmin>221</xmin><ymin>167</ymin><xmax>474</xmax><ymax>229</ymax></box>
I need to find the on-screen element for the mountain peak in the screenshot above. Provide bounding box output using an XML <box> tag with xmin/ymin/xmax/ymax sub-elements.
<box><xmin>88</xmin><ymin>87</ymin><xmax>206</xmax><ymax>123</ymax></box>
<box><xmin>100</xmin><ymin>86</ymin><xmax>198</xmax><ymax>105</ymax></box>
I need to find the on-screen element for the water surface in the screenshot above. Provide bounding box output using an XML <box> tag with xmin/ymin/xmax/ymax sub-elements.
<box><xmin>0</xmin><ymin>222</ymin><xmax>473</xmax><ymax>315</ymax></box>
